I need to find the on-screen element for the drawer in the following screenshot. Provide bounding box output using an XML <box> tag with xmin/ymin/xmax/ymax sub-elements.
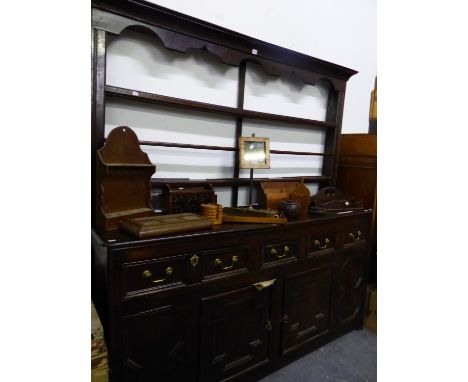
<box><xmin>122</xmin><ymin>255</ymin><xmax>187</xmax><ymax>297</ymax></box>
<box><xmin>343</xmin><ymin>219</ymin><xmax>369</xmax><ymax>246</ymax></box>
<box><xmin>201</xmin><ymin>245</ymin><xmax>249</xmax><ymax>280</ymax></box>
<box><xmin>308</xmin><ymin>225</ymin><xmax>337</xmax><ymax>256</ymax></box>
<box><xmin>262</xmin><ymin>237</ymin><xmax>299</xmax><ymax>266</ymax></box>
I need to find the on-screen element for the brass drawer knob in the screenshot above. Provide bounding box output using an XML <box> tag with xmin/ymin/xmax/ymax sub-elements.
<box><xmin>142</xmin><ymin>266</ymin><xmax>173</xmax><ymax>284</ymax></box>
<box><xmin>349</xmin><ymin>230</ymin><xmax>362</xmax><ymax>242</ymax></box>
<box><xmin>314</xmin><ymin>238</ymin><xmax>330</xmax><ymax>249</ymax></box>
<box><xmin>214</xmin><ymin>255</ymin><xmax>238</xmax><ymax>270</ymax></box>
<box><xmin>265</xmin><ymin>320</ymin><xmax>272</xmax><ymax>331</ymax></box>
<box><xmin>270</xmin><ymin>246</ymin><xmax>288</xmax><ymax>259</ymax></box>
<box><xmin>282</xmin><ymin>314</ymin><xmax>289</xmax><ymax>325</ymax></box>
<box><xmin>190</xmin><ymin>255</ymin><xmax>199</xmax><ymax>268</ymax></box>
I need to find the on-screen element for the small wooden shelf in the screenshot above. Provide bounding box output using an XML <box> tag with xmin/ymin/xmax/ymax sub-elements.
<box><xmin>105</xmin><ymin>163</ymin><xmax>156</xmax><ymax>167</ymax></box>
<box><xmin>105</xmin><ymin>85</ymin><xmax>336</xmax><ymax>130</ymax></box>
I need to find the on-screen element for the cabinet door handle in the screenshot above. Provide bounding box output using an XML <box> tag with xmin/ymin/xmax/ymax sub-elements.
<box><xmin>190</xmin><ymin>255</ymin><xmax>199</xmax><ymax>268</ymax></box>
<box><xmin>252</xmin><ymin>279</ymin><xmax>276</xmax><ymax>291</ymax></box>
<box><xmin>142</xmin><ymin>267</ymin><xmax>173</xmax><ymax>284</ymax></box>
<box><xmin>214</xmin><ymin>255</ymin><xmax>238</xmax><ymax>270</ymax></box>
<box><xmin>265</xmin><ymin>320</ymin><xmax>272</xmax><ymax>331</ymax></box>
<box><xmin>349</xmin><ymin>230</ymin><xmax>362</xmax><ymax>242</ymax></box>
<box><xmin>314</xmin><ymin>238</ymin><xmax>330</xmax><ymax>249</ymax></box>
<box><xmin>282</xmin><ymin>314</ymin><xmax>289</xmax><ymax>325</ymax></box>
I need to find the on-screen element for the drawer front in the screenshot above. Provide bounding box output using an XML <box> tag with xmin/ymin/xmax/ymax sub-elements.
<box><xmin>201</xmin><ymin>245</ymin><xmax>249</xmax><ymax>280</ymax></box>
<box><xmin>122</xmin><ymin>255</ymin><xmax>187</xmax><ymax>297</ymax></box>
<box><xmin>307</xmin><ymin>225</ymin><xmax>337</xmax><ymax>256</ymax></box>
<box><xmin>343</xmin><ymin>218</ymin><xmax>369</xmax><ymax>246</ymax></box>
<box><xmin>262</xmin><ymin>238</ymin><xmax>299</xmax><ymax>266</ymax></box>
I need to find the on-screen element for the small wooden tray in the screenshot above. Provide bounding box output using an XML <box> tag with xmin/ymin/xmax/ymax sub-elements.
<box><xmin>120</xmin><ymin>213</ymin><xmax>212</xmax><ymax>238</ymax></box>
<box><xmin>309</xmin><ymin>187</ymin><xmax>363</xmax><ymax>214</ymax></box>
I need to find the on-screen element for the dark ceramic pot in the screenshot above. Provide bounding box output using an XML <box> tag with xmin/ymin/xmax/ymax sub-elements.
<box><xmin>277</xmin><ymin>199</ymin><xmax>301</xmax><ymax>220</ymax></box>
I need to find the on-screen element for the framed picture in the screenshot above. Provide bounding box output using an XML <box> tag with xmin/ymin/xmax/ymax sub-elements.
<box><xmin>239</xmin><ymin>136</ymin><xmax>270</xmax><ymax>169</ymax></box>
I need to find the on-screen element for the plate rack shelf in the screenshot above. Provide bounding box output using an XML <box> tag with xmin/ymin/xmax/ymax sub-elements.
<box><xmin>91</xmin><ymin>0</ymin><xmax>357</xmax><ymax>225</ymax></box>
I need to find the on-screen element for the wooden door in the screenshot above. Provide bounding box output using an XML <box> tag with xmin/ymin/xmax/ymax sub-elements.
<box><xmin>280</xmin><ymin>266</ymin><xmax>333</xmax><ymax>356</ymax></box>
<box><xmin>200</xmin><ymin>283</ymin><xmax>275</xmax><ymax>382</ymax></box>
<box><xmin>120</xmin><ymin>301</ymin><xmax>198</xmax><ymax>382</ymax></box>
<box><xmin>334</xmin><ymin>242</ymin><xmax>368</xmax><ymax>333</ymax></box>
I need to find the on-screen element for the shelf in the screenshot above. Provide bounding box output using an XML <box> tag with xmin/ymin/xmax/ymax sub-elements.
<box><xmin>150</xmin><ymin>176</ymin><xmax>331</xmax><ymax>188</ymax></box>
<box><xmin>103</xmin><ymin>163</ymin><xmax>155</xmax><ymax>167</ymax></box>
<box><xmin>105</xmin><ymin>85</ymin><xmax>336</xmax><ymax>129</ymax></box>
<box><xmin>138</xmin><ymin>140</ymin><xmax>332</xmax><ymax>157</ymax></box>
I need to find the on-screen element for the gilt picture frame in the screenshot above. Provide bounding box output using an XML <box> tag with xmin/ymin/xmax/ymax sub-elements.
<box><xmin>239</xmin><ymin>136</ymin><xmax>270</xmax><ymax>169</ymax></box>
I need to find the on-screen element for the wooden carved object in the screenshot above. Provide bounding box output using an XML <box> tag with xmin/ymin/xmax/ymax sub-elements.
<box><xmin>309</xmin><ymin>187</ymin><xmax>363</xmax><ymax>214</ymax></box>
<box><xmin>258</xmin><ymin>181</ymin><xmax>298</xmax><ymax>210</ymax></box>
<box><xmin>96</xmin><ymin>126</ymin><xmax>156</xmax><ymax>232</ymax></box>
<box><xmin>161</xmin><ymin>183</ymin><xmax>216</xmax><ymax>214</ymax></box>
<box><xmin>290</xmin><ymin>178</ymin><xmax>311</xmax><ymax>219</ymax></box>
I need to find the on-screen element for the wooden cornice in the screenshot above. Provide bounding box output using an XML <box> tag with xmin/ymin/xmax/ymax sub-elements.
<box><xmin>92</xmin><ymin>0</ymin><xmax>357</xmax><ymax>86</ymax></box>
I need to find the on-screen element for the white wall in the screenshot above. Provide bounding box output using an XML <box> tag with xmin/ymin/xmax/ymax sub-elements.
<box><xmin>145</xmin><ymin>0</ymin><xmax>376</xmax><ymax>133</ymax></box>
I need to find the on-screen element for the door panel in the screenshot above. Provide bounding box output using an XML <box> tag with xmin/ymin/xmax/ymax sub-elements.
<box><xmin>334</xmin><ymin>242</ymin><xmax>367</xmax><ymax>333</ymax></box>
<box><xmin>120</xmin><ymin>302</ymin><xmax>197</xmax><ymax>382</ymax></box>
<box><xmin>281</xmin><ymin>266</ymin><xmax>333</xmax><ymax>356</ymax></box>
<box><xmin>200</xmin><ymin>283</ymin><xmax>274</xmax><ymax>382</ymax></box>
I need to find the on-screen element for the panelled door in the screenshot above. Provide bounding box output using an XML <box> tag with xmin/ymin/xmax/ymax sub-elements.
<box><xmin>280</xmin><ymin>265</ymin><xmax>333</xmax><ymax>356</ymax></box>
<box><xmin>200</xmin><ymin>282</ymin><xmax>275</xmax><ymax>382</ymax></box>
<box><xmin>120</xmin><ymin>300</ymin><xmax>198</xmax><ymax>382</ymax></box>
<box><xmin>334</xmin><ymin>241</ymin><xmax>368</xmax><ymax>333</ymax></box>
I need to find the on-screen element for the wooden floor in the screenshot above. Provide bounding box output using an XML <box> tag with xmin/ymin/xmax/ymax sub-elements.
<box><xmin>259</xmin><ymin>329</ymin><xmax>377</xmax><ymax>382</ymax></box>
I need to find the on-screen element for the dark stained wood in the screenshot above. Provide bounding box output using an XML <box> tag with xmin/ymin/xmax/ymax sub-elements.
<box><xmin>337</xmin><ymin>134</ymin><xmax>377</xmax><ymax>283</ymax></box>
<box><xmin>91</xmin><ymin>5</ymin><xmax>365</xmax><ymax>380</ymax></box>
<box><xmin>105</xmin><ymin>85</ymin><xmax>336</xmax><ymax>129</ymax></box>
<box><xmin>324</xmin><ymin>90</ymin><xmax>346</xmax><ymax>187</ymax></box>
<box><xmin>92</xmin><ymin>211</ymin><xmax>371</xmax><ymax>382</ymax></box>
<box><xmin>334</xmin><ymin>242</ymin><xmax>368</xmax><ymax>335</ymax></box>
<box><xmin>232</xmin><ymin>61</ymin><xmax>247</xmax><ymax>207</ymax></box>
<box><xmin>92</xmin><ymin>28</ymin><xmax>107</xmax><ymax>227</ymax></box>
<box><xmin>91</xmin><ymin>2</ymin><xmax>357</xmax><ymax>83</ymax></box>
<box><xmin>200</xmin><ymin>284</ymin><xmax>274</xmax><ymax>381</ymax></box>
<box><xmin>120</xmin><ymin>292</ymin><xmax>199</xmax><ymax>382</ymax></box>
<box><xmin>96</xmin><ymin>126</ymin><xmax>156</xmax><ymax>232</ymax></box>
<box><xmin>92</xmin><ymin>2</ymin><xmax>357</xmax><ymax>230</ymax></box>
<box><xmin>150</xmin><ymin>176</ymin><xmax>332</xmax><ymax>189</ymax></box>
<box><xmin>271</xmin><ymin>149</ymin><xmax>331</xmax><ymax>157</ymax></box>
<box><xmin>141</xmin><ymin>140</ymin><xmax>237</xmax><ymax>152</ymax></box>
<box><xmin>281</xmin><ymin>265</ymin><xmax>334</xmax><ymax>356</ymax></box>
<box><xmin>319</xmin><ymin>88</ymin><xmax>338</xmax><ymax>189</ymax></box>
<box><xmin>137</xmin><ymin>139</ymin><xmax>331</xmax><ymax>156</ymax></box>
<box><xmin>161</xmin><ymin>183</ymin><xmax>217</xmax><ymax>215</ymax></box>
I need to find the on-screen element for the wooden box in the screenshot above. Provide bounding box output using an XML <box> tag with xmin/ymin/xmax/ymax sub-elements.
<box><xmin>120</xmin><ymin>213</ymin><xmax>212</xmax><ymax>239</ymax></box>
<box><xmin>96</xmin><ymin>126</ymin><xmax>156</xmax><ymax>232</ymax></box>
<box><xmin>258</xmin><ymin>181</ymin><xmax>298</xmax><ymax>210</ymax></box>
<box><xmin>161</xmin><ymin>183</ymin><xmax>216</xmax><ymax>214</ymax></box>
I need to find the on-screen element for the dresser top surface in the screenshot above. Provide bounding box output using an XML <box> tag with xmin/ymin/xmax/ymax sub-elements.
<box><xmin>92</xmin><ymin>210</ymin><xmax>372</xmax><ymax>250</ymax></box>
